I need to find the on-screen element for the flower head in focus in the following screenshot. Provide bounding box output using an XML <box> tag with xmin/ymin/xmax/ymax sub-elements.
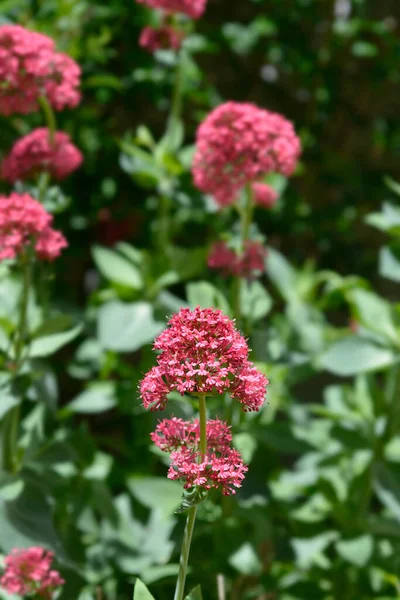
<box><xmin>139</xmin><ymin>25</ymin><xmax>183</xmax><ymax>52</ymax></box>
<box><xmin>135</xmin><ymin>0</ymin><xmax>207</xmax><ymax>19</ymax></box>
<box><xmin>140</xmin><ymin>306</ymin><xmax>268</xmax><ymax>411</ymax></box>
<box><xmin>192</xmin><ymin>101</ymin><xmax>301</xmax><ymax>206</ymax></box>
<box><xmin>1</xmin><ymin>128</ymin><xmax>83</xmax><ymax>183</ymax></box>
<box><xmin>0</xmin><ymin>193</ymin><xmax>67</xmax><ymax>261</ymax></box>
<box><xmin>0</xmin><ymin>546</ymin><xmax>64</xmax><ymax>599</ymax></box>
<box><xmin>152</xmin><ymin>417</ymin><xmax>248</xmax><ymax>495</ymax></box>
<box><xmin>0</xmin><ymin>24</ymin><xmax>81</xmax><ymax>115</ymax></box>
<box><xmin>208</xmin><ymin>240</ymin><xmax>267</xmax><ymax>279</ymax></box>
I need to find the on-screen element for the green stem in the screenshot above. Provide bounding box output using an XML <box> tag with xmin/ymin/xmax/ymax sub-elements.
<box><xmin>198</xmin><ymin>393</ymin><xmax>207</xmax><ymax>459</ymax></box>
<box><xmin>38</xmin><ymin>95</ymin><xmax>57</xmax><ymax>144</ymax></box>
<box><xmin>167</xmin><ymin>48</ymin><xmax>184</xmax><ymax>136</ymax></box>
<box><xmin>157</xmin><ymin>195</ymin><xmax>171</xmax><ymax>250</ymax></box>
<box><xmin>173</xmin><ymin>505</ymin><xmax>198</xmax><ymax>600</ymax></box>
<box><xmin>15</xmin><ymin>252</ymin><xmax>32</xmax><ymax>365</ymax></box>
<box><xmin>242</xmin><ymin>182</ymin><xmax>255</xmax><ymax>247</ymax></box>
<box><xmin>37</xmin><ymin>171</ymin><xmax>51</xmax><ymax>203</ymax></box>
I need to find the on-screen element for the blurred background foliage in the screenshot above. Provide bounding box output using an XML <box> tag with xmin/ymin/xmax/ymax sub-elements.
<box><xmin>1</xmin><ymin>1</ymin><xmax>400</xmax><ymax>599</ymax></box>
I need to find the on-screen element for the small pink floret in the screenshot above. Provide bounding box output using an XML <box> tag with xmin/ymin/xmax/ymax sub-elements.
<box><xmin>252</xmin><ymin>182</ymin><xmax>279</xmax><ymax>209</ymax></box>
<box><xmin>192</xmin><ymin>101</ymin><xmax>301</xmax><ymax>206</ymax></box>
<box><xmin>2</xmin><ymin>127</ymin><xmax>83</xmax><ymax>183</ymax></box>
<box><xmin>208</xmin><ymin>240</ymin><xmax>267</xmax><ymax>279</ymax></box>
<box><xmin>0</xmin><ymin>547</ymin><xmax>64</xmax><ymax>598</ymax></box>
<box><xmin>0</xmin><ymin>192</ymin><xmax>67</xmax><ymax>261</ymax></box>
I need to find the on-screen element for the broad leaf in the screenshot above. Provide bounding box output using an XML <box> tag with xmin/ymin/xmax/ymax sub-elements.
<box><xmin>128</xmin><ymin>477</ymin><xmax>182</xmax><ymax>515</ymax></box>
<box><xmin>266</xmin><ymin>247</ymin><xmax>297</xmax><ymax>301</ymax></box>
<box><xmin>92</xmin><ymin>245</ymin><xmax>143</xmax><ymax>289</ymax></box>
<box><xmin>65</xmin><ymin>382</ymin><xmax>116</xmax><ymax>414</ymax></box>
<box><xmin>374</xmin><ymin>462</ymin><xmax>400</xmax><ymax>522</ymax></box>
<box><xmin>319</xmin><ymin>336</ymin><xmax>395</xmax><ymax>376</ymax></box>
<box><xmin>349</xmin><ymin>289</ymin><xmax>398</xmax><ymax>344</ymax></box>
<box><xmin>98</xmin><ymin>301</ymin><xmax>163</xmax><ymax>352</ymax></box>
<box><xmin>133</xmin><ymin>579</ymin><xmax>156</xmax><ymax>600</ymax></box>
<box><xmin>380</xmin><ymin>246</ymin><xmax>400</xmax><ymax>283</ymax></box>
<box><xmin>187</xmin><ymin>282</ymin><xmax>231</xmax><ymax>315</ymax></box>
<box><xmin>336</xmin><ymin>535</ymin><xmax>373</xmax><ymax>567</ymax></box>
<box><xmin>184</xmin><ymin>586</ymin><xmax>203</xmax><ymax>600</ymax></box>
<box><xmin>28</xmin><ymin>324</ymin><xmax>82</xmax><ymax>358</ymax></box>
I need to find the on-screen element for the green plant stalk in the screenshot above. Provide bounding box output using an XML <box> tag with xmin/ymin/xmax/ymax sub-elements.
<box><xmin>232</xmin><ymin>183</ymin><xmax>255</xmax><ymax>325</ymax></box>
<box><xmin>173</xmin><ymin>394</ymin><xmax>207</xmax><ymax>600</ymax></box>
<box><xmin>38</xmin><ymin>95</ymin><xmax>56</xmax><ymax>144</ymax></box>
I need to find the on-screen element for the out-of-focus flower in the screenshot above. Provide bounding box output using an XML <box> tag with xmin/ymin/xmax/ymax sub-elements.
<box><xmin>192</xmin><ymin>101</ymin><xmax>301</xmax><ymax>206</ymax></box>
<box><xmin>139</xmin><ymin>25</ymin><xmax>183</xmax><ymax>52</ymax></box>
<box><xmin>252</xmin><ymin>182</ymin><xmax>279</xmax><ymax>209</ymax></box>
<box><xmin>208</xmin><ymin>240</ymin><xmax>267</xmax><ymax>278</ymax></box>
<box><xmin>136</xmin><ymin>0</ymin><xmax>207</xmax><ymax>19</ymax></box>
<box><xmin>0</xmin><ymin>24</ymin><xmax>81</xmax><ymax>115</ymax></box>
<box><xmin>0</xmin><ymin>192</ymin><xmax>67</xmax><ymax>261</ymax></box>
<box><xmin>140</xmin><ymin>306</ymin><xmax>268</xmax><ymax>411</ymax></box>
<box><xmin>1</xmin><ymin>128</ymin><xmax>83</xmax><ymax>183</ymax></box>
<box><xmin>0</xmin><ymin>547</ymin><xmax>64</xmax><ymax>599</ymax></box>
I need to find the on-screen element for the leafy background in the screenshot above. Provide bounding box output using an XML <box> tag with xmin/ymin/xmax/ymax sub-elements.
<box><xmin>1</xmin><ymin>0</ymin><xmax>400</xmax><ymax>599</ymax></box>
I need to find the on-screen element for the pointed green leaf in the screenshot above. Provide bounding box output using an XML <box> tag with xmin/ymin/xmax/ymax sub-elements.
<box><xmin>319</xmin><ymin>337</ymin><xmax>394</xmax><ymax>376</ymax></box>
<box><xmin>336</xmin><ymin>535</ymin><xmax>373</xmax><ymax>567</ymax></box>
<box><xmin>28</xmin><ymin>324</ymin><xmax>82</xmax><ymax>358</ymax></box>
<box><xmin>184</xmin><ymin>585</ymin><xmax>203</xmax><ymax>600</ymax></box>
<box><xmin>133</xmin><ymin>579</ymin><xmax>156</xmax><ymax>600</ymax></box>
<box><xmin>92</xmin><ymin>245</ymin><xmax>143</xmax><ymax>289</ymax></box>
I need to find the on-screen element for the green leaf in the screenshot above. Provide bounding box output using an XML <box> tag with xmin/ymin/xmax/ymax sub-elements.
<box><xmin>380</xmin><ymin>247</ymin><xmax>400</xmax><ymax>283</ymax></box>
<box><xmin>266</xmin><ymin>247</ymin><xmax>297</xmax><ymax>301</ymax></box>
<box><xmin>348</xmin><ymin>289</ymin><xmax>398</xmax><ymax>345</ymax></box>
<box><xmin>92</xmin><ymin>245</ymin><xmax>143</xmax><ymax>289</ymax></box>
<box><xmin>0</xmin><ymin>391</ymin><xmax>19</xmax><ymax>420</ymax></box>
<box><xmin>184</xmin><ymin>586</ymin><xmax>203</xmax><ymax>600</ymax></box>
<box><xmin>65</xmin><ymin>382</ymin><xmax>116</xmax><ymax>414</ymax></box>
<box><xmin>385</xmin><ymin>176</ymin><xmax>400</xmax><ymax>197</ymax></box>
<box><xmin>229</xmin><ymin>543</ymin><xmax>262</xmax><ymax>575</ymax></box>
<box><xmin>97</xmin><ymin>301</ymin><xmax>164</xmax><ymax>352</ymax></box>
<box><xmin>319</xmin><ymin>337</ymin><xmax>395</xmax><ymax>376</ymax></box>
<box><xmin>374</xmin><ymin>462</ymin><xmax>400</xmax><ymax>521</ymax></box>
<box><xmin>292</xmin><ymin>532</ymin><xmax>338</xmax><ymax>570</ymax></box>
<box><xmin>336</xmin><ymin>535</ymin><xmax>373</xmax><ymax>567</ymax></box>
<box><xmin>133</xmin><ymin>579</ymin><xmax>156</xmax><ymax>600</ymax></box>
<box><xmin>128</xmin><ymin>477</ymin><xmax>182</xmax><ymax>515</ymax></box>
<box><xmin>187</xmin><ymin>282</ymin><xmax>231</xmax><ymax>315</ymax></box>
<box><xmin>28</xmin><ymin>324</ymin><xmax>82</xmax><ymax>358</ymax></box>
<box><xmin>240</xmin><ymin>281</ymin><xmax>272</xmax><ymax>322</ymax></box>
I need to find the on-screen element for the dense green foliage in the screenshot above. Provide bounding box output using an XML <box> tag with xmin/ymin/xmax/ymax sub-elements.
<box><xmin>1</xmin><ymin>1</ymin><xmax>400</xmax><ymax>599</ymax></box>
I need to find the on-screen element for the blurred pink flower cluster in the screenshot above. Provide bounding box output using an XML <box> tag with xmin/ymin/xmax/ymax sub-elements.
<box><xmin>0</xmin><ymin>547</ymin><xmax>64</xmax><ymax>599</ymax></box>
<box><xmin>0</xmin><ymin>24</ymin><xmax>81</xmax><ymax>115</ymax></box>
<box><xmin>139</xmin><ymin>25</ymin><xmax>183</xmax><ymax>53</ymax></box>
<box><xmin>0</xmin><ymin>192</ymin><xmax>67</xmax><ymax>261</ymax></box>
<box><xmin>136</xmin><ymin>0</ymin><xmax>207</xmax><ymax>19</ymax></box>
<box><xmin>1</xmin><ymin>128</ymin><xmax>83</xmax><ymax>183</ymax></box>
<box><xmin>193</xmin><ymin>101</ymin><xmax>301</xmax><ymax>207</ymax></box>
<box><xmin>153</xmin><ymin>417</ymin><xmax>247</xmax><ymax>495</ymax></box>
<box><xmin>140</xmin><ymin>306</ymin><xmax>268</xmax><ymax>412</ymax></box>
<box><xmin>208</xmin><ymin>240</ymin><xmax>267</xmax><ymax>278</ymax></box>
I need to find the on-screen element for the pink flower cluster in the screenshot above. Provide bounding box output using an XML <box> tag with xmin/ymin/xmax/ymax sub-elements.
<box><xmin>0</xmin><ymin>24</ymin><xmax>81</xmax><ymax>115</ymax></box>
<box><xmin>139</xmin><ymin>25</ymin><xmax>183</xmax><ymax>53</ymax></box>
<box><xmin>252</xmin><ymin>182</ymin><xmax>279</xmax><ymax>209</ymax></box>
<box><xmin>136</xmin><ymin>0</ymin><xmax>207</xmax><ymax>19</ymax></box>
<box><xmin>0</xmin><ymin>193</ymin><xmax>67</xmax><ymax>261</ymax></box>
<box><xmin>192</xmin><ymin>101</ymin><xmax>301</xmax><ymax>206</ymax></box>
<box><xmin>152</xmin><ymin>417</ymin><xmax>248</xmax><ymax>495</ymax></box>
<box><xmin>0</xmin><ymin>547</ymin><xmax>64</xmax><ymax>599</ymax></box>
<box><xmin>1</xmin><ymin>128</ymin><xmax>83</xmax><ymax>183</ymax></box>
<box><xmin>208</xmin><ymin>240</ymin><xmax>267</xmax><ymax>278</ymax></box>
<box><xmin>140</xmin><ymin>307</ymin><xmax>268</xmax><ymax>411</ymax></box>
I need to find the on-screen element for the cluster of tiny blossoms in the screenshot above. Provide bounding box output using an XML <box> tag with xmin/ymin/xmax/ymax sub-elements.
<box><xmin>152</xmin><ymin>418</ymin><xmax>248</xmax><ymax>495</ymax></box>
<box><xmin>0</xmin><ymin>193</ymin><xmax>67</xmax><ymax>261</ymax></box>
<box><xmin>136</xmin><ymin>0</ymin><xmax>207</xmax><ymax>19</ymax></box>
<box><xmin>0</xmin><ymin>547</ymin><xmax>64</xmax><ymax>599</ymax></box>
<box><xmin>0</xmin><ymin>24</ymin><xmax>81</xmax><ymax>115</ymax></box>
<box><xmin>252</xmin><ymin>182</ymin><xmax>279</xmax><ymax>209</ymax></box>
<box><xmin>192</xmin><ymin>101</ymin><xmax>301</xmax><ymax>207</ymax></box>
<box><xmin>140</xmin><ymin>307</ymin><xmax>268</xmax><ymax>412</ymax></box>
<box><xmin>1</xmin><ymin>128</ymin><xmax>83</xmax><ymax>183</ymax></box>
<box><xmin>208</xmin><ymin>240</ymin><xmax>267</xmax><ymax>279</ymax></box>
<box><xmin>139</xmin><ymin>25</ymin><xmax>183</xmax><ymax>53</ymax></box>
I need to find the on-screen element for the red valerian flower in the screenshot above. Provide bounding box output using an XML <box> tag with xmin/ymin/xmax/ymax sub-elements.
<box><xmin>152</xmin><ymin>417</ymin><xmax>247</xmax><ymax>495</ymax></box>
<box><xmin>1</xmin><ymin>128</ymin><xmax>83</xmax><ymax>183</ymax></box>
<box><xmin>0</xmin><ymin>193</ymin><xmax>67</xmax><ymax>261</ymax></box>
<box><xmin>192</xmin><ymin>101</ymin><xmax>301</xmax><ymax>206</ymax></box>
<box><xmin>140</xmin><ymin>307</ymin><xmax>268</xmax><ymax>411</ymax></box>
<box><xmin>135</xmin><ymin>0</ymin><xmax>207</xmax><ymax>19</ymax></box>
<box><xmin>0</xmin><ymin>547</ymin><xmax>64</xmax><ymax>599</ymax></box>
<box><xmin>0</xmin><ymin>24</ymin><xmax>81</xmax><ymax>115</ymax></box>
<box><xmin>252</xmin><ymin>182</ymin><xmax>279</xmax><ymax>209</ymax></box>
<box><xmin>139</xmin><ymin>25</ymin><xmax>183</xmax><ymax>53</ymax></box>
<box><xmin>208</xmin><ymin>240</ymin><xmax>267</xmax><ymax>279</ymax></box>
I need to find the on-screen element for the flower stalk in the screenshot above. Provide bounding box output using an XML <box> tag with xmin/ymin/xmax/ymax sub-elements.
<box><xmin>38</xmin><ymin>95</ymin><xmax>57</xmax><ymax>145</ymax></box>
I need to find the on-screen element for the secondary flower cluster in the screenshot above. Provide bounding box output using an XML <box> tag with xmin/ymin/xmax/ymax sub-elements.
<box><xmin>136</xmin><ymin>0</ymin><xmax>207</xmax><ymax>18</ymax></box>
<box><xmin>192</xmin><ymin>101</ymin><xmax>301</xmax><ymax>207</ymax></box>
<box><xmin>208</xmin><ymin>240</ymin><xmax>267</xmax><ymax>279</ymax></box>
<box><xmin>152</xmin><ymin>417</ymin><xmax>248</xmax><ymax>495</ymax></box>
<box><xmin>139</xmin><ymin>24</ymin><xmax>183</xmax><ymax>53</ymax></box>
<box><xmin>140</xmin><ymin>307</ymin><xmax>268</xmax><ymax>411</ymax></box>
<box><xmin>1</xmin><ymin>128</ymin><xmax>83</xmax><ymax>183</ymax></box>
<box><xmin>0</xmin><ymin>547</ymin><xmax>64</xmax><ymax>599</ymax></box>
<box><xmin>0</xmin><ymin>193</ymin><xmax>67</xmax><ymax>261</ymax></box>
<box><xmin>0</xmin><ymin>24</ymin><xmax>81</xmax><ymax>115</ymax></box>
